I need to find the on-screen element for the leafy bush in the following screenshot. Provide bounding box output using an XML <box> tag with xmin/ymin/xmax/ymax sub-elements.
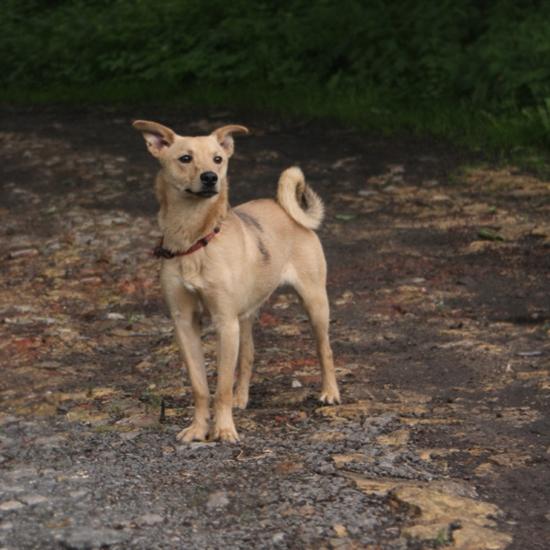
<box><xmin>1</xmin><ymin>0</ymin><xmax>549</xmax><ymax>146</ymax></box>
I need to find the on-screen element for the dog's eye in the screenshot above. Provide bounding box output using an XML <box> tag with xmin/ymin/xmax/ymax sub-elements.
<box><xmin>179</xmin><ymin>155</ymin><xmax>193</xmax><ymax>163</ymax></box>
<box><xmin>213</xmin><ymin>155</ymin><xmax>223</xmax><ymax>164</ymax></box>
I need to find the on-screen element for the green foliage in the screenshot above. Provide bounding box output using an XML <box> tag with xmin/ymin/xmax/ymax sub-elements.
<box><xmin>1</xmin><ymin>0</ymin><xmax>549</xmax><ymax>149</ymax></box>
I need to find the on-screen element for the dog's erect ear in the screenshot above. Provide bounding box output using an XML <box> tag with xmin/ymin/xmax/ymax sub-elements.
<box><xmin>132</xmin><ymin>120</ymin><xmax>176</xmax><ymax>157</ymax></box>
<box><xmin>212</xmin><ymin>125</ymin><xmax>249</xmax><ymax>157</ymax></box>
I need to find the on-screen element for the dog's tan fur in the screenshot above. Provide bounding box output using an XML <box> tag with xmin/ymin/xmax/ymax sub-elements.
<box><xmin>133</xmin><ymin>120</ymin><xmax>340</xmax><ymax>442</ymax></box>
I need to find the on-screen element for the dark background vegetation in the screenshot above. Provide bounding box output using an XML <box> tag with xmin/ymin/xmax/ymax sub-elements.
<box><xmin>2</xmin><ymin>0</ymin><xmax>550</xmax><ymax>150</ymax></box>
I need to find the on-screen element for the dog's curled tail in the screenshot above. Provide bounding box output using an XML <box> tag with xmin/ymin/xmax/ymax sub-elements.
<box><xmin>277</xmin><ymin>167</ymin><xmax>324</xmax><ymax>230</ymax></box>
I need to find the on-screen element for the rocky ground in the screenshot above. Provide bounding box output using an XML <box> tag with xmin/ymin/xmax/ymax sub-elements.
<box><xmin>0</xmin><ymin>106</ymin><xmax>549</xmax><ymax>549</ymax></box>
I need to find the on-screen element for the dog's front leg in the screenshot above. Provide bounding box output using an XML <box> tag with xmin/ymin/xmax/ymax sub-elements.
<box><xmin>212</xmin><ymin>317</ymin><xmax>240</xmax><ymax>442</ymax></box>
<box><xmin>173</xmin><ymin>310</ymin><xmax>210</xmax><ymax>442</ymax></box>
<box><xmin>162</xmin><ymin>273</ymin><xmax>210</xmax><ymax>442</ymax></box>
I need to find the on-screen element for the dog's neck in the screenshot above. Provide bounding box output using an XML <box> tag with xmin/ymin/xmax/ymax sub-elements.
<box><xmin>156</xmin><ymin>173</ymin><xmax>229</xmax><ymax>252</ymax></box>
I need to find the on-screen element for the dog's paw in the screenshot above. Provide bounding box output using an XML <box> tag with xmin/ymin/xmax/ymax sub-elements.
<box><xmin>233</xmin><ymin>390</ymin><xmax>249</xmax><ymax>410</ymax></box>
<box><xmin>319</xmin><ymin>387</ymin><xmax>341</xmax><ymax>405</ymax></box>
<box><xmin>176</xmin><ymin>422</ymin><xmax>209</xmax><ymax>443</ymax></box>
<box><xmin>212</xmin><ymin>424</ymin><xmax>240</xmax><ymax>443</ymax></box>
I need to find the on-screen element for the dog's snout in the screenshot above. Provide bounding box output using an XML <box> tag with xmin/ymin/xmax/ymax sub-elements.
<box><xmin>200</xmin><ymin>171</ymin><xmax>218</xmax><ymax>187</ymax></box>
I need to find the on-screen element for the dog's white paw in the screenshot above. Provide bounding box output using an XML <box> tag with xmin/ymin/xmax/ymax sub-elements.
<box><xmin>319</xmin><ymin>387</ymin><xmax>341</xmax><ymax>405</ymax></box>
<box><xmin>176</xmin><ymin>422</ymin><xmax>209</xmax><ymax>443</ymax></box>
<box><xmin>212</xmin><ymin>424</ymin><xmax>240</xmax><ymax>443</ymax></box>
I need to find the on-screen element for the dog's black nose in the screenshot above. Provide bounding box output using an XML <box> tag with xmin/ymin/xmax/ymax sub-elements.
<box><xmin>200</xmin><ymin>171</ymin><xmax>218</xmax><ymax>187</ymax></box>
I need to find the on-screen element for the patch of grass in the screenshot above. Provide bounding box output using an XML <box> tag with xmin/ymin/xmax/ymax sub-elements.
<box><xmin>127</xmin><ymin>313</ymin><xmax>144</xmax><ymax>325</ymax></box>
<box><xmin>478</xmin><ymin>228</ymin><xmax>505</xmax><ymax>242</ymax></box>
<box><xmin>433</xmin><ymin>527</ymin><xmax>451</xmax><ymax>547</ymax></box>
<box><xmin>2</xmin><ymin>81</ymin><xmax>549</xmax><ymax>156</ymax></box>
<box><xmin>139</xmin><ymin>387</ymin><xmax>162</xmax><ymax>411</ymax></box>
<box><xmin>508</xmin><ymin>148</ymin><xmax>550</xmax><ymax>179</ymax></box>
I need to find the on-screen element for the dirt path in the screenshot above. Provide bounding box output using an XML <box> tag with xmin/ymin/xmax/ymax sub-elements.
<box><xmin>0</xmin><ymin>106</ymin><xmax>548</xmax><ymax>549</ymax></box>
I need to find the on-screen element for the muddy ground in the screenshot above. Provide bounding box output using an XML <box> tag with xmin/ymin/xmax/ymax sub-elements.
<box><xmin>0</xmin><ymin>106</ymin><xmax>549</xmax><ymax>550</ymax></box>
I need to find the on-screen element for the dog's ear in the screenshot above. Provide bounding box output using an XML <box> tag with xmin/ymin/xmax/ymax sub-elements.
<box><xmin>212</xmin><ymin>125</ymin><xmax>249</xmax><ymax>157</ymax></box>
<box><xmin>132</xmin><ymin>120</ymin><xmax>176</xmax><ymax>157</ymax></box>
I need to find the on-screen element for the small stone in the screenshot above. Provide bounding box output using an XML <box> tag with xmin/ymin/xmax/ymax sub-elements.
<box><xmin>136</xmin><ymin>513</ymin><xmax>164</xmax><ymax>526</ymax></box>
<box><xmin>291</xmin><ymin>379</ymin><xmax>303</xmax><ymax>388</ymax></box>
<box><xmin>56</xmin><ymin>527</ymin><xmax>129</xmax><ymax>549</ymax></box>
<box><xmin>516</xmin><ymin>351</ymin><xmax>542</xmax><ymax>357</ymax></box>
<box><xmin>331</xmin><ymin>156</ymin><xmax>359</xmax><ymax>169</ymax></box>
<box><xmin>106</xmin><ymin>312</ymin><xmax>125</xmax><ymax>320</ymax></box>
<box><xmin>28</xmin><ymin>316</ymin><xmax>55</xmax><ymax>325</ymax></box>
<box><xmin>118</xmin><ymin>430</ymin><xmax>141</xmax><ymax>441</ymax></box>
<box><xmin>0</xmin><ymin>500</ymin><xmax>24</xmax><ymax>512</ymax></box>
<box><xmin>272</xmin><ymin>532</ymin><xmax>285</xmax><ymax>544</ymax></box>
<box><xmin>187</xmin><ymin>442</ymin><xmax>215</xmax><ymax>450</ymax></box>
<box><xmin>69</xmin><ymin>490</ymin><xmax>88</xmax><ymax>499</ymax></box>
<box><xmin>0</xmin><ymin>415</ymin><xmax>18</xmax><ymax>426</ymax></box>
<box><xmin>0</xmin><ymin>486</ymin><xmax>24</xmax><ymax>494</ymax></box>
<box><xmin>20</xmin><ymin>495</ymin><xmax>48</xmax><ymax>506</ymax></box>
<box><xmin>34</xmin><ymin>435</ymin><xmax>66</xmax><ymax>446</ymax></box>
<box><xmin>333</xmin><ymin>523</ymin><xmax>348</xmax><ymax>537</ymax></box>
<box><xmin>358</xmin><ymin>189</ymin><xmax>378</xmax><ymax>197</ymax></box>
<box><xmin>206</xmin><ymin>491</ymin><xmax>229</xmax><ymax>510</ymax></box>
<box><xmin>8</xmin><ymin>248</ymin><xmax>39</xmax><ymax>259</ymax></box>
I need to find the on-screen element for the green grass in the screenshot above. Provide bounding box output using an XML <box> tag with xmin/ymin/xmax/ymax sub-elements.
<box><xmin>3</xmin><ymin>81</ymin><xmax>550</xmax><ymax>163</ymax></box>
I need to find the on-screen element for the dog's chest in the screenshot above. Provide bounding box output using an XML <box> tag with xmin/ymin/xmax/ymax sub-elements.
<box><xmin>162</xmin><ymin>258</ymin><xmax>204</xmax><ymax>295</ymax></box>
<box><xmin>181</xmin><ymin>278</ymin><xmax>199</xmax><ymax>293</ymax></box>
<box><xmin>177</xmin><ymin>261</ymin><xmax>203</xmax><ymax>293</ymax></box>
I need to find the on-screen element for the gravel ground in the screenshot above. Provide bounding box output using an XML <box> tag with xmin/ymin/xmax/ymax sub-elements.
<box><xmin>1</xmin><ymin>412</ymin><xmax>432</xmax><ymax>549</ymax></box>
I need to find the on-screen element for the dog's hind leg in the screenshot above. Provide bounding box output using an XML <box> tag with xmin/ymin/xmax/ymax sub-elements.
<box><xmin>212</xmin><ymin>317</ymin><xmax>241</xmax><ymax>442</ymax></box>
<box><xmin>293</xmin><ymin>270</ymin><xmax>341</xmax><ymax>405</ymax></box>
<box><xmin>234</xmin><ymin>315</ymin><xmax>255</xmax><ymax>409</ymax></box>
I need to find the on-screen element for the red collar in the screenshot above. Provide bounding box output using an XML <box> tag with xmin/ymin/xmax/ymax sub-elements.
<box><xmin>153</xmin><ymin>227</ymin><xmax>220</xmax><ymax>259</ymax></box>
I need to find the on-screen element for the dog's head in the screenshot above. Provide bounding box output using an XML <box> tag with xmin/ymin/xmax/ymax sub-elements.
<box><xmin>133</xmin><ymin>120</ymin><xmax>248</xmax><ymax>198</ymax></box>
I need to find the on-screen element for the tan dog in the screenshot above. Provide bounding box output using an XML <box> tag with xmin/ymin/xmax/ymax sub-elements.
<box><xmin>133</xmin><ymin>120</ymin><xmax>340</xmax><ymax>442</ymax></box>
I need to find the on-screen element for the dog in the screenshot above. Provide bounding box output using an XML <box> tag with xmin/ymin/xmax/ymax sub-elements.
<box><xmin>133</xmin><ymin>120</ymin><xmax>340</xmax><ymax>442</ymax></box>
